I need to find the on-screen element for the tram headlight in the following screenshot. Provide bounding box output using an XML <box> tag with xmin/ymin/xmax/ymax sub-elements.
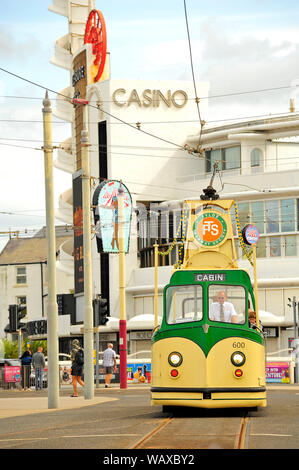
<box><xmin>231</xmin><ymin>351</ymin><xmax>246</xmax><ymax>367</ymax></box>
<box><xmin>168</xmin><ymin>352</ymin><xmax>183</xmax><ymax>367</ymax></box>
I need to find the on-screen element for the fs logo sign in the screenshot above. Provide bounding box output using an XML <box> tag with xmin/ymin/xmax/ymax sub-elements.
<box><xmin>193</xmin><ymin>212</ymin><xmax>227</xmax><ymax>247</ymax></box>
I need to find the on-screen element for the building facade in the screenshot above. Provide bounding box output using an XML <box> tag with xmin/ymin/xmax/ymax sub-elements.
<box><xmin>47</xmin><ymin>1</ymin><xmax>299</xmax><ymax>358</ymax></box>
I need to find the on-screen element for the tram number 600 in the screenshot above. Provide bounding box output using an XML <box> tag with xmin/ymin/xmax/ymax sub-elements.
<box><xmin>232</xmin><ymin>342</ymin><xmax>245</xmax><ymax>348</ymax></box>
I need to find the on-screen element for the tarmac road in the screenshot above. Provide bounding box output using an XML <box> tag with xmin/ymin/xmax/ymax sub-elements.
<box><xmin>0</xmin><ymin>383</ymin><xmax>298</xmax><ymax>459</ymax></box>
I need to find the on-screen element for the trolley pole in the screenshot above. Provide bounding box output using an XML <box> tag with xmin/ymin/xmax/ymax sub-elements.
<box><xmin>154</xmin><ymin>243</ymin><xmax>158</xmax><ymax>328</ymax></box>
<box><xmin>118</xmin><ymin>184</ymin><xmax>127</xmax><ymax>389</ymax></box>
<box><xmin>81</xmin><ymin>102</ymin><xmax>94</xmax><ymax>400</ymax></box>
<box><xmin>42</xmin><ymin>91</ymin><xmax>59</xmax><ymax>409</ymax></box>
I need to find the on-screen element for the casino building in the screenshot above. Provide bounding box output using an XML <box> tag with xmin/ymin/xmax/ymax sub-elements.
<box><xmin>49</xmin><ymin>0</ymin><xmax>299</xmax><ymax>358</ymax></box>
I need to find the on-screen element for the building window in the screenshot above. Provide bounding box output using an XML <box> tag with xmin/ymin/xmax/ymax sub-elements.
<box><xmin>281</xmin><ymin>199</ymin><xmax>295</xmax><ymax>232</ymax></box>
<box><xmin>205</xmin><ymin>146</ymin><xmax>240</xmax><ymax>173</ymax></box>
<box><xmin>250</xmin><ymin>148</ymin><xmax>263</xmax><ymax>172</ymax></box>
<box><xmin>285</xmin><ymin>235</ymin><xmax>297</xmax><ymax>257</ymax></box>
<box><xmin>16</xmin><ymin>267</ymin><xmax>26</xmax><ymax>285</ymax></box>
<box><xmin>265</xmin><ymin>200</ymin><xmax>279</xmax><ymax>233</ymax></box>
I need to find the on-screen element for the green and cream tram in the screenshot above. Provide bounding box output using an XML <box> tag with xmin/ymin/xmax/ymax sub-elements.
<box><xmin>151</xmin><ymin>196</ymin><xmax>266</xmax><ymax>409</ymax></box>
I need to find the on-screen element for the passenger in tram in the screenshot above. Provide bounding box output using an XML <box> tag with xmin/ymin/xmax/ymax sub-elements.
<box><xmin>209</xmin><ymin>291</ymin><xmax>238</xmax><ymax>323</ymax></box>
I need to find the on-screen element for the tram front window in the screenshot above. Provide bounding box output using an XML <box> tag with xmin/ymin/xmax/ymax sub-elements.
<box><xmin>208</xmin><ymin>285</ymin><xmax>246</xmax><ymax>324</ymax></box>
<box><xmin>166</xmin><ymin>285</ymin><xmax>203</xmax><ymax>324</ymax></box>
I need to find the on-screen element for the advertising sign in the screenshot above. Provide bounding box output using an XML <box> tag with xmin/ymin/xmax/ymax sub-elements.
<box><xmin>84</xmin><ymin>9</ymin><xmax>107</xmax><ymax>83</ymax></box>
<box><xmin>93</xmin><ymin>180</ymin><xmax>132</xmax><ymax>253</ymax></box>
<box><xmin>73</xmin><ymin>171</ymin><xmax>84</xmax><ymax>294</ymax></box>
<box><xmin>266</xmin><ymin>362</ymin><xmax>290</xmax><ymax>383</ymax></box>
<box><xmin>193</xmin><ymin>212</ymin><xmax>227</xmax><ymax>247</ymax></box>
<box><xmin>242</xmin><ymin>224</ymin><xmax>260</xmax><ymax>245</ymax></box>
<box><xmin>4</xmin><ymin>365</ymin><xmax>21</xmax><ymax>383</ymax></box>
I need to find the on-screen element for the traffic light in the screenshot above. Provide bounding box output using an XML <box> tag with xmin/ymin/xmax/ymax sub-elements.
<box><xmin>16</xmin><ymin>304</ymin><xmax>27</xmax><ymax>331</ymax></box>
<box><xmin>9</xmin><ymin>305</ymin><xmax>17</xmax><ymax>332</ymax></box>
<box><xmin>93</xmin><ymin>298</ymin><xmax>109</xmax><ymax>326</ymax></box>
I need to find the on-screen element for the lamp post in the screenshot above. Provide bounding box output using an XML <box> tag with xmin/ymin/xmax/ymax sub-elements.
<box><xmin>80</xmin><ymin>100</ymin><xmax>94</xmax><ymax>400</ymax></box>
<box><xmin>42</xmin><ymin>91</ymin><xmax>59</xmax><ymax>409</ymax></box>
<box><xmin>118</xmin><ymin>184</ymin><xmax>127</xmax><ymax>389</ymax></box>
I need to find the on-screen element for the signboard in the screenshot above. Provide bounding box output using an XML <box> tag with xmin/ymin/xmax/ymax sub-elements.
<box><xmin>266</xmin><ymin>362</ymin><xmax>290</xmax><ymax>383</ymax></box>
<box><xmin>84</xmin><ymin>9</ymin><xmax>107</xmax><ymax>83</ymax></box>
<box><xmin>127</xmin><ymin>362</ymin><xmax>151</xmax><ymax>383</ymax></box>
<box><xmin>194</xmin><ymin>273</ymin><xmax>226</xmax><ymax>282</ymax></box>
<box><xmin>242</xmin><ymin>224</ymin><xmax>260</xmax><ymax>245</ymax></box>
<box><xmin>193</xmin><ymin>212</ymin><xmax>227</xmax><ymax>247</ymax></box>
<box><xmin>73</xmin><ymin>171</ymin><xmax>84</xmax><ymax>294</ymax></box>
<box><xmin>4</xmin><ymin>365</ymin><xmax>21</xmax><ymax>383</ymax></box>
<box><xmin>93</xmin><ymin>180</ymin><xmax>132</xmax><ymax>253</ymax></box>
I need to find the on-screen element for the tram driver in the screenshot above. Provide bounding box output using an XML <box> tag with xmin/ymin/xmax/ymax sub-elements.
<box><xmin>209</xmin><ymin>291</ymin><xmax>238</xmax><ymax>323</ymax></box>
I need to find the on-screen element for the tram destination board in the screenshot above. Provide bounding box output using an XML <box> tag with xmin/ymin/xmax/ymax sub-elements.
<box><xmin>194</xmin><ymin>273</ymin><xmax>226</xmax><ymax>282</ymax></box>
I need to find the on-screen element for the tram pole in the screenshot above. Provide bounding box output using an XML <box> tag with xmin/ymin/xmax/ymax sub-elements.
<box><xmin>42</xmin><ymin>91</ymin><xmax>59</xmax><ymax>409</ymax></box>
<box><xmin>154</xmin><ymin>243</ymin><xmax>158</xmax><ymax>327</ymax></box>
<box><xmin>252</xmin><ymin>245</ymin><xmax>260</xmax><ymax>329</ymax></box>
<box><xmin>80</xmin><ymin>100</ymin><xmax>94</xmax><ymax>400</ymax></box>
<box><xmin>118</xmin><ymin>184</ymin><xmax>127</xmax><ymax>389</ymax></box>
<box><xmin>293</xmin><ymin>297</ymin><xmax>298</xmax><ymax>383</ymax></box>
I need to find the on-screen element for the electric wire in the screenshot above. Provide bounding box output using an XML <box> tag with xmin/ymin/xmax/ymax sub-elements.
<box><xmin>183</xmin><ymin>0</ymin><xmax>203</xmax><ymax>149</ymax></box>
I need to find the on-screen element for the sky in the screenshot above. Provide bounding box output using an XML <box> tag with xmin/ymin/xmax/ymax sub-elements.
<box><xmin>1</xmin><ymin>0</ymin><xmax>299</xmax><ymax>250</ymax></box>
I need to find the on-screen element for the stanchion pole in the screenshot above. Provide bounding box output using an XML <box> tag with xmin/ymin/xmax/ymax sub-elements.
<box><xmin>154</xmin><ymin>243</ymin><xmax>158</xmax><ymax>328</ymax></box>
<box><xmin>42</xmin><ymin>91</ymin><xmax>59</xmax><ymax>409</ymax></box>
<box><xmin>118</xmin><ymin>184</ymin><xmax>127</xmax><ymax>389</ymax></box>
<box><xmin>81</xmin><ymin>102</ymin><xmax>94</xmax><ymax>400</ymax></box>
<box><xmin>252</xmin><ymin>244</ymin><xmax>260</xmax><ymax>329</ymax></box>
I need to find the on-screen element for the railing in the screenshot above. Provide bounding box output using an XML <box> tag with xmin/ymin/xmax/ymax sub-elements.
<box><xmin>139</xmin><ymin>242</ymin><xmax>184</xmax><ymax>268</ymax></box>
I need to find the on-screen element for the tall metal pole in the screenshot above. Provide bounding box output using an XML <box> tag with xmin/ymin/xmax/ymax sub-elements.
<box><xmin>154</xmin><ymin>243</ymin><xmax>158</xmax><ymax>328</ymax></box>
<box><xmin>293</xmin><ymin>297</ymin><xmax>298</xmax><ymax>383</ymax></box>
<box><xmin>118</xmin><ymin>185</ymin><xmax>127</xmax><ymax>389</ymax></box>
<box><xmin>42</xmin><ymin>91</ymin><xmax>59</xmax><ymax>409</ymax></box>
<box><xmin>81</xmin><ymin>103</ymin><xmax>94</xmax><ymax>399</ymax></box>
<box><xmin>252</xmin><ymin>245</ymin><xmax>260</xmax><ymax>329</ymax></box>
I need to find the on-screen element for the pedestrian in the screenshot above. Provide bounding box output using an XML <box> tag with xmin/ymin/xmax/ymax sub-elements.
<box><xmin>70</xmin><ymin>339</ymin><xmax>84</xmax><ymax>397</ymax></box>
<box><xmin>102</xmin><ymin>343</ymin><xmax>117</xmax><ymax>388</ymax></box>
<box><xmin>32</xmin><ymin>346</ymin><xmax>46</xmax><ymax>391</ymax></box>
<box><xmin>20</xmin><ymin>349</ymin><xmax>32</xmax><ymax>390</ymax></box>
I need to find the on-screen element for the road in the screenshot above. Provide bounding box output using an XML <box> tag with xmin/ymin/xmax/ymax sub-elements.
<box><xmin>0</xmin><ymin>384</ymin><xmax>298</xmax><ymax>462</ymax></box>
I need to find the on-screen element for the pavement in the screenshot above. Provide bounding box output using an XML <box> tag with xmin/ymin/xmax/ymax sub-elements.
<box><xmin>0</xmin><ymin>383</ymin><xmax>150</xmax><ymax>419</ymax></box>
<box><xmin>0</xmin><ymin>383</ymin><xmax>298</xmax><ymax>420</ymax></box>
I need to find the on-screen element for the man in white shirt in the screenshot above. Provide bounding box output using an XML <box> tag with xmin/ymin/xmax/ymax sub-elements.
<box><xmin>102</xmin><ymin>343</ymin><xmax>117</xmax><ymax>388</ymax></box>
<box><xmin>209</xmin><ymin>291</ymin><xmax>237</xmax><ymax>323</ymax></box>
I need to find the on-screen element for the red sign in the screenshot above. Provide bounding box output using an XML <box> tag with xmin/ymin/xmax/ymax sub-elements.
<box><xmin>84</xmin><ymin>10</ymin><xmax>107</xmax><ymax>82</ymax></box>
<box><xmin>4</xmin><ymin>365</ymin><xmax>21</xmax><ymax>383</ymax></box>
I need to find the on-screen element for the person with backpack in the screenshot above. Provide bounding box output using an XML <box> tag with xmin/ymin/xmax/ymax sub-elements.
<box><xmin>70</xmin><ymin>339</ymin><xmax>84</xmax><ymax>397</ymax></box>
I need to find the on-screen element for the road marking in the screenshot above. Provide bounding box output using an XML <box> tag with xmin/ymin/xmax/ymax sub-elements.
<box><xmin>251</xmin><ymin>433</ymin><xmax>292</xmax><ymax>437</ymax></box>
<box><xmin>61</xmin><ymin>434</ymin><xmax>140</xmax><ymax>438</ymax></box>
<box><xmin>0</xmin><ymin>438</ymin><xmax>48</xmax><ymax>442</ymax></box>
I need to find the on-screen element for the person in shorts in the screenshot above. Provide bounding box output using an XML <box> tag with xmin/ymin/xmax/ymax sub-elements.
<box><xmin>102</xmin><ymin>343</ymin><xmax>117</xmax><ymax>388</ymax></box>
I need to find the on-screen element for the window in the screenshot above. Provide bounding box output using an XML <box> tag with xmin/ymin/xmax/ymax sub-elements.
<box><xmin>205</xmin><ymin>146</ymin><xmax>240</xmax><ymax>173</ymax></box>
<box><xmin>281</xmin><ymin>199</ymin><xmax>295</xmax><ymax>232</ymax></box>
<box><xmin>266</xmin><ymin>200</ymin><xmax>279</xmax><ymax>233</ymax></box>
<box><xmin>270</xmin><ymin>237</ymin><xmax>281</xmax><ymax>257</ymax></box>
<box><xmin>285</xmin><ymin>235</ymin><xmax>297</xmax><ymax>257</ymax></box>
<box><xmin>166</xmin><ymin>285</ymin><xmax>203</xmax><ymax>324</ymax></box>
<box><xmin>250</xmin><ymin>148</ymin><xmax>263</xmax><ymax>172</ymax></box>
<box><xmin>16</xmin><ymin>267</ymin><xmax>26</xmax><ymax>284</ymax></box>
<box><xmin>208</xmin><ymin>285</ymin><xmax>246</xmax><ymax>324</ymax></box>
<box><xmin>251</xmin><ymin>201</ymin><xmax>264</xmax><ymax>234</ymax></box>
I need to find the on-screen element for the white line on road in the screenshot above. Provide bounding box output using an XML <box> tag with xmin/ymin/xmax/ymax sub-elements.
<box><xmin>251</xmin><ymin>433</ymin><xmax>292</xmax><ymax>437</ymax></box>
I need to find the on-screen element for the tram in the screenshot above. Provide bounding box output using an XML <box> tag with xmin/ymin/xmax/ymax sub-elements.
<box><xmin>151</xmin><ymin>185</ymin><xmax>267</xmax><ymax>409</ymax></box>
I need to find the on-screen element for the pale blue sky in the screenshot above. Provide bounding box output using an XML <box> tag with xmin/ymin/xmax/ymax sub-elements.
<box><xmin>0</xmin><ymin>0</ymin><xmax>299</xmax><ymax>248</ymax></box>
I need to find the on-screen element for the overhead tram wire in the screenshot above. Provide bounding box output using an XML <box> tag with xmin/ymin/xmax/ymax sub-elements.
<box><xmin>183</xmin><ymin>0</ymin><xmax>203</xmax><ymax>153</ymax></box>
<box><xmin>0</xmin><ymin>67</ymin><xmax>197</xmax><ymax>156</ymax></box>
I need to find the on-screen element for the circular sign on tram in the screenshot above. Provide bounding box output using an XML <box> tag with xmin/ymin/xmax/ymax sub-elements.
<box><xmin>193</xmin><ymin>212</ymin><xmax>227</xmax><ymax>247</ymax></box>
<box><xmin>242</xmin><ymin>224</ymin><xmax>260</xmax><ymax>245</ymax></box>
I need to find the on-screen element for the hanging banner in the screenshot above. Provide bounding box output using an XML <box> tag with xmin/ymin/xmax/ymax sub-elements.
<box><xmin>93</xmin><ymin>180</ymin><xmax>132</xmax><ymax>253</ymax></box>
<box><xmin>73</xmin><ymin>171</ymin><xmax>84</xmax><ymax>294</ymax></box>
